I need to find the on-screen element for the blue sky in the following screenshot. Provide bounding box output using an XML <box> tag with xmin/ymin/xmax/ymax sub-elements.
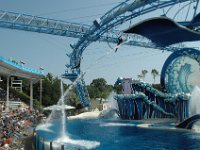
<box><xmin>0</xmin><ymin>0</ymin><xmax>199</xmax><ymax>85</ymax></box>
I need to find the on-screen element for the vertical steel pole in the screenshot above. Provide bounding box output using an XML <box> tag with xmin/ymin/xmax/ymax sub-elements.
<box><xmin>6</xmin><ymin>76</ymin><xmax>9</xmax><ymax>112</ymax></box>
<box><xmin>50</xmin><ymin>141</ymin><xmax>53</xmax><ymax>150</ymax></box>
<box><xmin>40</xmin><ymin>79</ymin><xmax>42</xmax><ymax>106</ymax></box>
<box><xmin>61</xmin><ymin>145</ymin><xmax>64</xmax><ymax>150</ymax></box>
<box><xmin>30</xmin><ymin>80</ymin><xmax>33</xmax><ymax>110</ymax></box>
<box><xmin>42</xmin><ymin>137</ymin><xmax>45</xmax><ymax>150</ymax></box>
<box><xmin>194</xmin><ymin>0</ymin><xmax>200</xmax><ymax>18</ymax></box>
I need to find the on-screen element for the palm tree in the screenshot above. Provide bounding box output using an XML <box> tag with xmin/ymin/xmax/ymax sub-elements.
<box><xmin>137</xmin><ymin>74</ymin><xmax>143</xmax><ymax>80</ymax></box>
<box><xmin>141</xmin><ymin>70</ymin><xmax>148</xmax><ymax>81</ymax></box>
<box><xmin>151</xmin><ymin>69</ymin><xmax>159</xmax><ymax>83</ymax></box>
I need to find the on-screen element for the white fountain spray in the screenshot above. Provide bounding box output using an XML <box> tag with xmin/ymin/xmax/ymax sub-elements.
<box><xmin>45</xmin><ymin>76</ymin><xmax>80</xmax><ymax>124</ymax></box>
<box><xmin>189</xmin><ymin>86</ymin><xmax>200</xmax><ymax>131</ymax></box>
<box><xmin>190</xmin><ymin>86</ymin><xmax>200</xmax><ymax>116</ymax></box>
<box><xmin>99</xmin><ymin>91</ymin><xmax>119</xmax><ymax>119</ymax></box>
<box><xmin>60</xmin><ymin>80</ymin><xmax>67</xmax><ymax>137</ymax></box>
<box><xmin>49</xmin><ymin>78</ymin><xmax>100</xmax><ymax>149</ymax></box>
<box><xmin>107</xmin><ymin>91</ymin><xmax>119</xmax><ymax>111</ymax></box>
<box><xmin>36</xmin><ymin>41</ymin><xmax>120</xmax><ymax>148</ymax></box>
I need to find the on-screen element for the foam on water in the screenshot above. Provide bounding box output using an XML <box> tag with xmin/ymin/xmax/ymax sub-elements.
<box><xmin>53</xmin><ymin>136</ymin><xmax>100</xmax><ymax>150</ymax></box>
<box><xmin>100</xmin><ymin>122</ymin><xmax>153</xmax><ymax>128</ymax></box>
<box><xmin>36</xmin><ymin>123</ymin><xmax>53</xmax><ymax>133</ymax></box>
<box><xmin>191</xmin><ymin>121</ymin><xmax>200</xmax><ymax>132</ymax></box>
<box><xmin>137</xmin><ymin>124</ymin><xmax>151</xmax><ymax>128</ymax></box>
<box><xmin>100</xmin><ymin>122</ymin><xmax>136</xmax><ymax>127</ymax></box>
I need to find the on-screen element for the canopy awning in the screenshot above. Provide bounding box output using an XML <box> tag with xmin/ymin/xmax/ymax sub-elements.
<box><xmin>0</xmin><ymin>56</ymin><xmax>44</xmax><ymax>81</ymax></box>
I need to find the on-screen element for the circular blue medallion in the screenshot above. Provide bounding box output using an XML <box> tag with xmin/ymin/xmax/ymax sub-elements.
<box><xmin>161</xmin><ymin>48</ymin><xmax>200</xmax><ymax>94</ymax></box>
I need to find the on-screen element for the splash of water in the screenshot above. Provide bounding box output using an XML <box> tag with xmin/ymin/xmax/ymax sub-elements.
<box><xmin>189</xmin><ymin>86</ymin><xmax>200</xmax><ymax>131</ymax></box>
<box><xmin>99</xmin><ymin>91</ymin><xmax>119</xmax><ymax>119</ymax></box>
<box><xmin>106</xmin><ymin>91</ymin><xmax>118</xmax><ymax>111</ymax></box>
<box><xmin>45</xmin><ymin>75</ymin><xmax>82</xmax><ymax>124</ymax></box>
<box><xmin>60</xmin><ymin>80</ymin><xmax>67</xmax><ymax>137</ymax></box>
<box><xmin>54</xmin><ymin>136</ymin><xmax>100</xmax><ymax>150</ymax></box>
<box><xmin>190</xmin><ymin>86</ymin><xmax>200</xmax><ymax>116</ymax></box>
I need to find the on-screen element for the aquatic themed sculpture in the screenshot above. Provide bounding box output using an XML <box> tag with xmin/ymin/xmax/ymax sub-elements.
<box><xmin>114</xmin><ymin>78</ymin><xmax>190</xmax><ymax>123</ymax></box>
<box><xmin>161</xmin><ymin>48</ymin><xmax>200</xmax><ymax>94</ymax></box>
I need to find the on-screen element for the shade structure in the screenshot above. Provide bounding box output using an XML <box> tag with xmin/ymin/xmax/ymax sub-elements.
<box><xmin>0</xmin><ymin>56</ymin><xmax>44</xmax><ymax>81</ymax></box>
<box><xmin>124</xmin><ymin>17</ymin><xmax>200</xmax><ymax>47</ymax></box>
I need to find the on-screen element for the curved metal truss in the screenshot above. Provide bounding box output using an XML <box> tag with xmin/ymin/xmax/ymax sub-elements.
<box><xmin>66</xmin><ymin>0</ymin><xmax>199</xmax><ymax>106</ymax></box>
<box><xmin>69</xmin><ymin>0</ymin><xmax>198</xmax><ymax>69</ymax></box>
<box><xmin>160</xmin><ymin>48</ymin><xmax>200</xmax><ymax>94</ymax></box>
<box><xmin>0</xmin><ymin>1</ymin><xmax>200</xmax><ymax>107</ymax></box>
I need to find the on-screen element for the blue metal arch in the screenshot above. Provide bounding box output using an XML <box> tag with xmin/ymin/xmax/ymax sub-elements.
<box><xmin>69</xmin><ymin>0</ymin><xmax>195</xmax><ymax>69</ymax></box>
<box><xmin>65</xmin><ymin>0</ymin><xmax>199</xmax><ymax>107</ymax></box>
<box><xmin>161</xmin><ymin>48</ymin><xmax>200</xmax><ymax>93</ymax></box>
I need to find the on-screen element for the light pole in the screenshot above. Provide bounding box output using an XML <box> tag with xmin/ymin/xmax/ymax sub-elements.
<box><xmin>6</xmin><ymin>76</ymin><xmax>10</xmax><ymax>112</ymax></box>
<box><xmin>39</xmin><ymin>67</ymin><xmax>44</xmax><ymax>107</ymax></box>
<box><xmin>40</xmin><ymin>79</ymin><xmax>43</xmax><ymax>106</ymax></box>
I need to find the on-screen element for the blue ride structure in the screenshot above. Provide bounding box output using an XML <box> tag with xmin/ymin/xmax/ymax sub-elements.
<box><xmin>1</xmin><ymin>1</ymin><xmax>200</xmax><ymax>108</ymax></box>
<box><xmin>64</xmin><ymin>0</ymin><xmax>200</xmax><ymax>107</ymax></box>
<box><xmin>114</xmin><ymin>78</ymin><xmax>190</xmax><ymax>123</ymax></box>
<box><xmin>114</xmin><ymin>46</ymin><xmax>200</xmax><ymax>127</ymax></box>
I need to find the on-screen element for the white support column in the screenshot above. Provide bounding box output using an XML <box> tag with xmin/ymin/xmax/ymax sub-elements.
<box><xmin>6</xmin><ymin>76</ymin><xmax>9</xmax><ymax>112</ymax></box>
<box><xmin>30</xmin><ymin>80</ymin><xmax>33</xmax><ymax>110</ymax></box>
<box><xmin>40</xmin><ymin>79</ymin><xmax>43</xmax><ymax>106</ymax></box>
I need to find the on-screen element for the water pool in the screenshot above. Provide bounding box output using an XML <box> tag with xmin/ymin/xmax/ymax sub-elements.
<box><xmin>35</xmin><ymin>118</ymin><xmax>200</xmax><ymax>150</ymax></box>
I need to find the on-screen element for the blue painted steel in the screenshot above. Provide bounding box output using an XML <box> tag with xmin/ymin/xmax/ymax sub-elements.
<box><xmin>67</xmin><ymin>0</ymin><xmax>196</xmax><ymax>106</ymax></box>
<box><xmin>0</xmin><ymin>1</ymin><xmax>197</xmax><ymax>107</ymax></box>
<box><xmin>124</xmin><ymin>17</ymin><xmax>200</xmax><ymax>47</ymax></box>
<box><xmin>0</xmin><ymin>10</ymin><xmax>89</xmax><ymax>39</ymax></box>
<box><xmin>0</xmin><ymin>10</ymin><xmax>181</xmax><ymax>53</ymax></box>
<box><xmin>0</xmin><ymin>56</ymin><xmax>44</xmax><ymax>75</ymax></box>
<box><xmin>69</xmin><ymin>0</ymin><xmax>192</xmax><ymax>69</ymax></box>
<box><xmin>75</xmin><ymin>78</ymin><xmax>90</xmax><ymax>107</ymax></box>
<box><xmin>160</xmin><ymin>48</ymin><xmax>200</xmax><ymax>94</ymax></box>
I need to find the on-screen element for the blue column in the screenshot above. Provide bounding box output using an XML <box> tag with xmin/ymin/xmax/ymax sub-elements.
<box><xmin>144</xmin><ymin>103</ymin><xmax>150</xmax><ymax>119</ymax></box>
<box><xmin>127</xmin><ymin>99</ymin><xmax>134</xmax><ymax>120</ymax></box>
<box><xmin>135</xmin><ymin>98</ymin><xmax>144</xmax><ymax>120</ymax></box>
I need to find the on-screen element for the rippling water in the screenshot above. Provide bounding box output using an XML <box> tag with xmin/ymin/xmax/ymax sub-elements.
<box><xmin>36</xmin><ymin>119</ymin><xmax>200</xmax><ymax>150</ymax></box>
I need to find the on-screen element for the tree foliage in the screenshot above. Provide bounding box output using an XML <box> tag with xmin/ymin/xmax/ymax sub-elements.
<box><xmin>137</xmin><ymin>70</ymin><xmax>148</xmax><ymax>81</ymax></box>
<box><xmin>0</xmin><ymin>75</ymin><xmax>114</xmax><ymax>109</ymax></box>
<box><xmin>65</xmin><ymin>87</ymin><xmax>81</xmax><ymax>108</ymax></box>
<box><xmin>151</xmin><ymin>69</ymin><xmax>159</xmax><ymax>83</ymax></box>
<box><xmin>141</xmin><ymin>69</ymin><xmax>148</xmax><ymax>80</ymax></box>
<box><xmin>87</xmin><ymin>78</ymin><xmax>113</xmax><ymax>99</ymax></box>
<box><xmin>113</xmin><ymin>84</ymin><xmax>122</xmax><ymax>94</ymax></box>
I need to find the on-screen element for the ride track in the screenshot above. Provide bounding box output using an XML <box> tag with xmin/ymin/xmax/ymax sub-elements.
<box><xmin>0</xmin><ymin>0</ymin><xmax>199</xmax><ymax>106</ymax></box>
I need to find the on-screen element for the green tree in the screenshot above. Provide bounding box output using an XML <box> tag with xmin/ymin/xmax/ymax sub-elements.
<box><xmin>65</xmin><ymin>88</ymin><xmax>80</xmax><ymax>107</ymax></box>
<box><xmin>137</xmin><ymin>74</ymin><xmax>143</xmax><ymax>80</ymax></box>
<box><xmin>47</xmin><ymin>73</ymin><xmax>53</xmax><ymax>83</ymax></box>
<box><xmin>33</xmin><ymin>74</ymin><xmax>63</xmax><ymax>106</ymax></box>
<box><xmin>141</xmin><ymin>69</ymin><xmax>148</xmax><ymax>81</ymax></box>
<box><xmin>87</xmin><ymin>78</ymin><xmax>113</xmax><ymax>99</ymax></box>
<box><xmin>113</xmin><ymin>84</ymin><xmax>122</xmax><ymax>94</ymax></box>
<box><xmin>151</xmin><ymin>69</ymin><xmax>159</xmax><ymax>83</ymax></box>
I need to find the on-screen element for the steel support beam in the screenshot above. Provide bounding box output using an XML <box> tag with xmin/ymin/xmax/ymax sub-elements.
<box><xmin>30</xmin><ymin>80</ymin><xmax>33</xmax><ymax>110</ymax></box>
<box><xmin>6</xmin><ymin>76</ymin><xmax>9</xmax><ymax>112</ymax></box>
<box><xmin>40</xmin><ymin>79</ymin><xmax>43</xmax><ymax>106</ymax></box>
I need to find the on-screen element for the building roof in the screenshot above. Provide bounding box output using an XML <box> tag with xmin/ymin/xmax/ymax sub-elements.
<box><xmin>0</xmin><ymin>56</ymin><xmax>44</xmax><ymax>81</ymax></box>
